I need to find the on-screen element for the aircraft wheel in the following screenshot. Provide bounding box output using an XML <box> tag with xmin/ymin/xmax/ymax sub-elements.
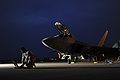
<box><xmin>68</xmin><ymin>59</ymin><xmax>71</xmax><ymax>64</ymax></box>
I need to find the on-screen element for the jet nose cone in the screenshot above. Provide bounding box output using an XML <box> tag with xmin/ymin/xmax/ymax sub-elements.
<box><xmin>42</xmin><ymin>37</ymin><xmax>49</xmax><ymax>47</ymax></box>
<box><xmin>42</xmin><ymin>37</ymin><xmax>56</xmax><ymax>50</ymax></box>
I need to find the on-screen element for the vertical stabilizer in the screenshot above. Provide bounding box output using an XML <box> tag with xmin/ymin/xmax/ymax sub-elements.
<box><xmin>112</xmin><ymin>40</ymin><xmax>120</xmax><ymax>48</ymax></box>
<box><xmin>98</xmin><ymin>30</ymin><xmax>109</xmax><ymax>47</ymax></box>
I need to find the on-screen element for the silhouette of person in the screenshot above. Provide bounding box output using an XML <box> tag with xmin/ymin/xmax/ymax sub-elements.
<box><xmin>19</xmin><ymin>47</ymin><xmax>29</xmax><ymax>68</ymax></box>
<box><xmin>19</xmin><ymin>47</ymin><xmax>36</xmax><ymax>69</ymax></box>
<box><xmin>27</xmin><ymin>51</ymin><xmax>36</xmax><ymax>68</ymax></box>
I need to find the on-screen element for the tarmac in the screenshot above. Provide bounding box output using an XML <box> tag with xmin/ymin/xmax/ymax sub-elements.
<box><xmin>0</xmin><ymin>62</ymin><xmax>120</xmax><ymax>80</ymax></box>
<box><xmin>0</xmin><ymin>62</ymin><xmax>120</xmax><ymax>69</ymax></box>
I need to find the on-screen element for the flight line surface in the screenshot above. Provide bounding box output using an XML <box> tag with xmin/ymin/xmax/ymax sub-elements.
<box><xmin>0</xmin><ymin>62</ymin><xmax>120</xmax><ymax>80</ymax></box>
<box><xmin>0</xmin><ymin>67</ymin><xmax>120</xmax><ymax>80</ymax></box>
<box><xmin>0</xmin><ymin>62</ymin><xmax>120</xmax><ymax>69</ymax></box>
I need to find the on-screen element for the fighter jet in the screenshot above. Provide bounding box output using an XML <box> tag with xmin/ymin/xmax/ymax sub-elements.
<box><xmin>42</xmin><ymin>21</ymin><xmax>120</xmax><ymax>63</ymax></box>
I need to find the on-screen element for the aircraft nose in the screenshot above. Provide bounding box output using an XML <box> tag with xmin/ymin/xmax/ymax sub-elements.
<box><xmin>41</xmin><ymin>37</ymin><xmax>56</xmax><ymax>50</ymax></box>
<box><xmin>42</xmin><ymin>37</ymin><xmax>49</xmax><ymax>47</ymax></box>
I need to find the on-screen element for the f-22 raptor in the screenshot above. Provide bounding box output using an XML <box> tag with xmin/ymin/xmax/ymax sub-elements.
<box><xmin>42</xmin><ymin>21</ymin><xmax>120</xmax><ymax>63</ymax></box>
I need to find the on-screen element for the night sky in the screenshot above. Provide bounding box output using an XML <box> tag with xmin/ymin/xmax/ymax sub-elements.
<box><xmin>0</xmin><ymin>0</ymin><xmax>120</xmax><ymax>60</ymax></box>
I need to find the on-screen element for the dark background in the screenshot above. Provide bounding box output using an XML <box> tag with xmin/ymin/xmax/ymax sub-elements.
<box><xmin>0</xmin><ymin>0</ymin><xmax>120</xmax><ymax>60</ymax></box>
